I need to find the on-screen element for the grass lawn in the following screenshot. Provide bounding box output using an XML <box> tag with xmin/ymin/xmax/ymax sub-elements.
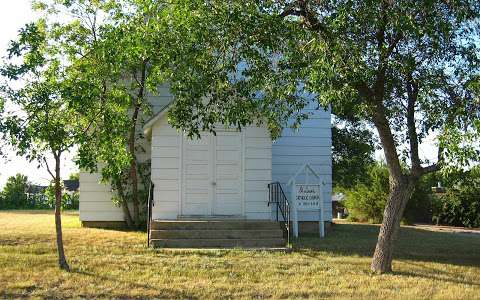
<box><xmin>1</xmin><ymin>211</ymin><xmax>479</xmax><ymax>299</ymax></box>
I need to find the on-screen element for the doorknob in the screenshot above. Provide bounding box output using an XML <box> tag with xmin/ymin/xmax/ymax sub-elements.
<box><xmin>212</xmin><ymin>182</ymin><xmax>216</xmax><ymax>186</ymax></box>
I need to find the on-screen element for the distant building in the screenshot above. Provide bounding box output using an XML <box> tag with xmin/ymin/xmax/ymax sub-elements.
<box><xmin>24</xmin><ymin>180</ymin><xmax>79</xmax><ymax>208</ymax></box>
<box><xmin>25</xmin><ymin>184</ymin><xmax>48</xmax><ymax>206</ymax></box>
<box><xmin>63</xmin><ymin>180</ymin><xmax>79</xmax><ymax>194</ymax></box>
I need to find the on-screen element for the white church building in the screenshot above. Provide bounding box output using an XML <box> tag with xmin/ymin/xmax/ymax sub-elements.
<box><xmin>79</xmin><ymin>87</ymin><xmax>332</xmax><ymax>247</ymax></box>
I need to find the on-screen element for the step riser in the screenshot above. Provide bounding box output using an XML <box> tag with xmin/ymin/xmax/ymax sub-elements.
<box><xmin>151</xmin><ymin>238</ymin><xmax>286</xmax><ymax>248</ymax></box>
<box><xmin>149</xmin><ymin>221</ymin><xmax>285</xmax><ymax>248</ymax></box>
<box><xmin>151</xmin><ymin>222</ymin><xmax>281</xmax><ymax>231</ymax></box>
<box><xmin>150</xmin><ymin>229</ymin><xmax>284</xmax><ymax>239</ymax></box>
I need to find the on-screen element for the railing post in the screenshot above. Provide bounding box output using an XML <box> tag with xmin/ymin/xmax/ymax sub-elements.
<box><xmin>147</xmin><ymin>181</ymin><xmax>154</xmax><ymax>248</ymax></box>
<box><xmin>275</xmin><ymin>184</ymin><xmax>279</xmax><ymax>221</ymax></box>
<box><xmin>267</xmin><ymin>182</ymin><xmax>292</xmax><ymax>248</ymax></box>
<box><xmin>287</xmin><ymin>203</ymin><xmax>290</xmax><ymax>247</ymax></box>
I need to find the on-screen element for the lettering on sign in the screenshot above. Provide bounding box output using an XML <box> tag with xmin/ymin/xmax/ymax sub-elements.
<box><xmin>295</xmin><ymin>184</ymin><xmax>321</xmax><ymax>210</ymax></box>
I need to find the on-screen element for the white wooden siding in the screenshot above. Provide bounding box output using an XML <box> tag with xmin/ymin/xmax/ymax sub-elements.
<box><xmin>243</xmin><ymin>125</ymin><xmax>272</xmax><ymax>219</ymax></box>
<box><xmin>79</xmin><ymin>171</ymin><xmax>124</xmax><ymax>221</ymax></box>
<box><xmin>79</xmin><ymin>88</ymin><xmax>173</xmax><ymax>222</ymax></box>
<box><xmin>79</xmin><ymin>135</ymin><xmax>153</xmax><ymax>222</ymax></box>
<box><xmin>80</xmin><ymin>84</ymin><xmax>332</xmax><ymax>223</ymax></box>
<box><xmin>272</xmin><ymin>106</ymin><xmax>332</xmax><ymax>221</ymax></box>
<box><xmin>150</xmin><ymin>117</ymin><xmax>181</xmax><ymax>219</ymax></box>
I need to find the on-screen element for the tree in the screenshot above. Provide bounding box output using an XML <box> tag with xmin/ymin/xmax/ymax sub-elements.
<box><xmin>0</xmin><ymin>20</ymin><xmax>97</xmax><ymax>270</ymax></box>
<box><xmin>34</xmin><ymin>0</ymin><xmax>172</xmax><ymax>228</ymax></box>
<box><xmin>155</xmin><ymin>1</ymin><xmax>480</xmax><ymax>273</ymax></box>
<box><xmin>332</xmin><ymin>123</ymin><xmax>375</xmax><ymax>188</ymax></box>
<box><xmin>0</xmin><ymin>174</ymin><xmax>30</xmax><ymax>209</ymax></box>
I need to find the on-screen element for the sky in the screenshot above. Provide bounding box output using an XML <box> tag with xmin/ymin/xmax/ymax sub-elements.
<box><xmin>0</xmin><ymin>0</ymin><xmax>78</xmax><ymax>188</ymax></box>
<box><xmin>0</xmin><ymin>0</ymin><xmax>440</xmax><ymax>188</ymax></box>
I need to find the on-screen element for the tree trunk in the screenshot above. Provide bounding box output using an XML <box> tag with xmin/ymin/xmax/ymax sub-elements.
<box><xmin>128</xmin><ymin>63</ymin><xmax>148</xmax><ymax>228</ymax></box>
<box><xmin>54</xmin><ymin>152</ymin><xmax>70</xmax><ymax>271</ymax></box>
<box><xmin>371</xmin><ymin>176</ymin><xmax>415</xmax><ymax>273</ymax></box>
<box><xmin>114</xmin><ymin>178</ymin><xmax>134</xmax><ymax>228</ymax></box>
<box><xmin>128</xmin><ymin>108</ymin><xmax>140</xmax><ymax>227</ymax></box>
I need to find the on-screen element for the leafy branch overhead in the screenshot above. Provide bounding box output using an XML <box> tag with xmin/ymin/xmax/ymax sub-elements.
<box><xmin>28</xmin><ymin>0</ymin><xmax>181</xmax><ymax>228</ymax></box>
<box><xmin>155</xmin><ymin>0</ymin><xmax>480</xmax><ymax>273</ymax></box>
<box><xmin>161</xmin><ymin>1</ymin><xmax>480</xmax><ymax>168</ymax></box>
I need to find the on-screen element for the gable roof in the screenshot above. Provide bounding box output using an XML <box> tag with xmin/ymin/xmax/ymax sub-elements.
<box><xmin>63</xmin><ymin>180</ymin><xmax>79</xmax><ymax>192</ymax></box>
<box><xmin>287</xmin><ymin>163</ymin><xmax>322</xmax><ymax>186</ymax></box>
<box><xmin>143</xmin><ymin>103</ymin><xmax>171</xmax><ymax>136</ymax></box>
<box><xmin>26</xmin><ymin>185</ymin><xmax>48</xmax><ymax>194</ymax></box>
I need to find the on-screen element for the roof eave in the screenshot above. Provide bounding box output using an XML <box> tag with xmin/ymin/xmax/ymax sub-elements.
<box><xmin>143</xmin><ymin>104</ymin><xmax>171</xmax><ymax>137</ymax></box>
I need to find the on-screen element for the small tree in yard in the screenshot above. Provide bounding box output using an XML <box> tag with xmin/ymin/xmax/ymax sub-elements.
<box><xmin>157</xmin><ymin>1</ymin><xmax>480</xmax><ymax>273</ymax></box>
<box><xmin>33</xmin><ymin>0</ymin><xmax>173</xmax><ymax>228</ymax></box>
<box><xmin>0</xmin><ymin>22</ymin><xmax>95</xmax><ymax>270</ymax></box>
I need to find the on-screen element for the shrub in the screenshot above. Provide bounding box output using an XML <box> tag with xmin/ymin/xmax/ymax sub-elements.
<box><xmin>343</xmin><ymin>163</ymin><xmax>435</xmax><ymax>224</ymax></box>
<box><xmin>342</xmin><ymin>163</ymin><xmax>480</xmax><ymax>227</ymax></box>
<box><xmin>433</xmin><ymin>189</ymin><xmax>480</xmax><ymax>228</ymax></box>
<box><xmin>432</xmin><ymin>167</ymin><xmax>480</xmax><ymax>228</ymax></box>
<box><xmin>343</xmin><ymin>163</ymin><xmax>389</xmax><ymax>223</ymax></box>
<box><xmin>403</xmin><ymin>173</ymin><xmax>438</xmax><ymax>224</ymax></box>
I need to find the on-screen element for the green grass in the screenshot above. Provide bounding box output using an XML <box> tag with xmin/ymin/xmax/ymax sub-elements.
<box><xmin>1</xmin><ymin>211</ymin><xmax>479</xmax><ymax>299</ymax></box>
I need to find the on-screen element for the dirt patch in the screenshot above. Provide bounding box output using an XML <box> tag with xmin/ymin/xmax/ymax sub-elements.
<box><xmin>408</xmin><ymin>224</ymin><xmax>480</xmax><ymax>236</ymax></box>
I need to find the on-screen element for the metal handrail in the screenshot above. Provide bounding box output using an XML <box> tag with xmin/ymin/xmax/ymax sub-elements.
<box><xmin>267</xmin><ymin>182</ymin><xmax>290</xmax><ymax>246</ymax></box>
<box><xmin>147</xmin><ymin>181</ymin><xmax>155</xmax><ymax>247</ymax></box>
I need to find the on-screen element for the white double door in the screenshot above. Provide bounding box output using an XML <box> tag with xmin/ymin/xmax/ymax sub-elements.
<box><xmin>182</xmin><ymin>130</ymin><xmax>243</xmax><ymax>216</ymax></box>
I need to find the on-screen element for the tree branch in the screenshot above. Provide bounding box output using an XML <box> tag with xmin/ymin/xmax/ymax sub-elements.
<box><xmin>385</xmin><ymin>31</ymin><xmax>402</xmax><ymax>59</ymax></box>
<box><xmin>279</xmin><ymin>2</ymin><xmax>301</xmax><ymax>17</ymax></box>
<box><xmin>373</xmin><ymin>1</ymin><xmax>390</xmax><ymax>103</ymax></box>
<box><xmin>353</xmin><ymin>81</ymin><xmax>375</xmax><ymax>104</ymax></box>
<box><xmin>421</xmin><ymin>162</ymin><xmax>441</xmax><ymax>175</ymax></box>
<box><xmin>406</xmin><ymin>72</ymin><xmax>421</xmax><ymax>174</ymax></box>
<box><xmin>418</xmin><ymin>140</ymin><xmax>445</xmax><ymax>176</ymax></box>
<box><xmin>280</xmin><ymin>0</ymin><xmax>332</xmax><ymax>40</ymax></box>
<box><xmin>43</xmin><ymin>156</ymin><xmax>55</xmax><ymax>180</ymax></box>
<box><xmin>372</xmin><ymin>103</ymin><xmax>403</xmax><ymax>180</ymax></box>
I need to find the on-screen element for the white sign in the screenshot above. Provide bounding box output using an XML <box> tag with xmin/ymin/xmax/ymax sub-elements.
<box><xmin>295</xmin><ymin>184</ymin><xmax>321</xmax><ymax>210</ymax></box>
<box><xmin>288</xmin><ymin>164</ymin><xmax>326</xmax><ymax>238</ymax></box>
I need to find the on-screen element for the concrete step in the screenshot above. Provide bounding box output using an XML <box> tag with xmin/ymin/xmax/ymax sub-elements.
<box><xmin>151</xmin><ymin>238</ymin><xmax>286</xmax><ymax>248</ymax></box>
<box><xmin>150</xmin><ymin>229</ymin><xmax>284</xmax><ymax>239</ymax></box>
<box><xmin>151</xmin><ymin>220</ymin><xmax>282</xmax><ymax>231</ymax></box>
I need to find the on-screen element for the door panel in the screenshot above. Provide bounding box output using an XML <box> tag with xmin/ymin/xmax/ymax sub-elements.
<box><xmin>182</xmin><ymin>133</ymin><xmax>212</xmax><ymax>215</ymax></box>
<box><xmin>213</xmin><ymin>131</ymin><xmax>243</xmax><ymax>215</ymax></box>
<box><xmin>182</xmin><ymin>130</ymin><xmax>243</xmax><ymax>217</ymax></box>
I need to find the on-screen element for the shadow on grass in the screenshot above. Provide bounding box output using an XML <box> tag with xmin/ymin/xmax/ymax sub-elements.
<box><xmin>395</xmin><ymin>261</ymin><xmax>480</xmax><ymax>287</ymax></box>
<box><xmin>82</xmin><ymin>221</ymin><xmax>480</xmax><ymax>270</ymax></box>
<box><xmin>82</xmin><ymin>226</ymin><xmax>147</xmax><ymax>233</ymax></box>
<box><xmin>0</xmin><ymin>234</ymin><xmax>53</xmax><ymax>247</ymax></box>
<box><xmin>70</xmin><ymin>268</ymin><xmax>200</xmax><ymax>299</ymax></box>
<box><xmin>0</xmin><ymin>209</ymin><xmax>79</xmax><ymax>216</ymax></box>
<box><xmin>293</xmin><ymin>223</ymin><xmax>480</xmax><ymax>268</ymax></box>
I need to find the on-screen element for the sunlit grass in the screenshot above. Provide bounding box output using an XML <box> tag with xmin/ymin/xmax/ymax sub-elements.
<box><xmin>1</xmin><ymin>211</ymin><xmax>479</xmax><ymax>299</ymax></box>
